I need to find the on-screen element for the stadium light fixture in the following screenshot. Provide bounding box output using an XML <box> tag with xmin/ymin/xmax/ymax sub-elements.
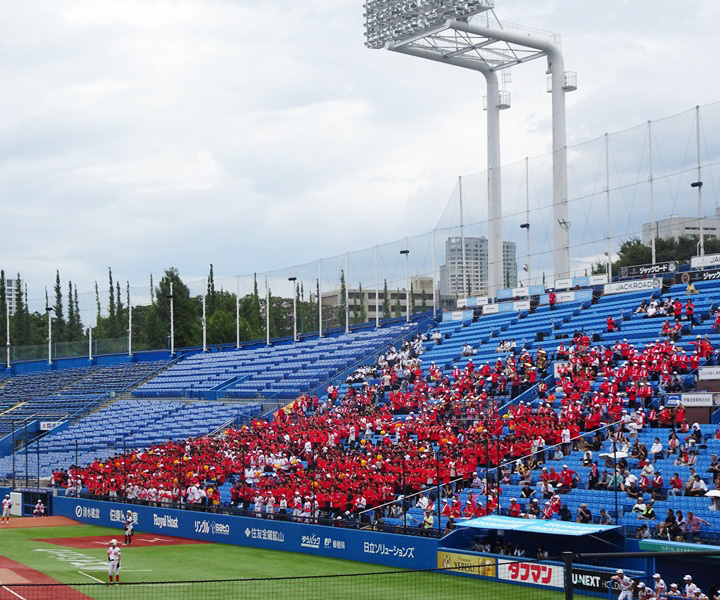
<box><xmin>288</xmin><ymin>276</ymin><xmax>298</xmax><ymax>342</ymax></box>
<box><xmin>364</xmin><ymin>3</ymin><xmax>575</xmax><ymax>285</ymax></box>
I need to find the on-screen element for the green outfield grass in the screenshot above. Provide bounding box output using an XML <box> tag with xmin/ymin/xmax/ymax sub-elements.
<box><xmin>0</xmin><ymin>524</ymin><xmax>566</xmax><ymax>600</ymax></box>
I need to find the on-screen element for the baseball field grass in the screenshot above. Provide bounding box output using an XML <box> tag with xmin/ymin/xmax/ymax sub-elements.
<box><xmin>0</xmin><ymin>520</ymin><xmax>566</xmax><ymax>600</ymax></box>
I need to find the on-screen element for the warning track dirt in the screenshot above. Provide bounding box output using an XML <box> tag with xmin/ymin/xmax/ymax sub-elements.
<box><xmin>32</xmin><ymin>534</ymin><xmax>208</xmax><ymax>549</ymax></box>
<box><xmin>0</xmin><ymin>556</ymin><xmax>92</xmax><ymax>599</ymax></box>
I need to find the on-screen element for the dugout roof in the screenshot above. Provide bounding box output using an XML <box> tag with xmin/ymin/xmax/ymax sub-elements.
<box><xmin>459</xmin><ymin>516</ymin><xmax>620</xmax><ymax>537</ymax></box>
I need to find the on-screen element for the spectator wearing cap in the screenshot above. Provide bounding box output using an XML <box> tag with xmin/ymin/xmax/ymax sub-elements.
<box><xmin>688</xmin><ymin>474</ymin><xmax>708</xmax><ymax>497</ymax></box>
<box><xmin>639</xmin><ymin>499</ymin><xmax>656</xmax><ymax>521</ymax></box>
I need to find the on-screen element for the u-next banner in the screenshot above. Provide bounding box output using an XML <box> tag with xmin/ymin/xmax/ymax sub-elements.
<box><xmin>55</xmin><ymin>497</ymin><xmax>436</xmax><ymax>569</ymax></box>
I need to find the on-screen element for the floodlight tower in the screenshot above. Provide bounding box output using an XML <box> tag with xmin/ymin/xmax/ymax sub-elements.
<box><xmin>364</xmin><ymin>1</ymin><xmax>576</xmax><ymax>287</ymax></box>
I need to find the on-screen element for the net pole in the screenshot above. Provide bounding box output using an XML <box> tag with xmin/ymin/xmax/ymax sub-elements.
<box><xmin>563</xmin><ymin>551</ymin><xmax>574</xmax><ymax>600</ymax></box>
<box><xmin>25</xmin><ymin>425</ymin><xmax>29</xmax><ymax>487</ymax></box>
<box><xmin>11</xmin><ymin>419</ymin><xmax>15</xmax><ymax>489</ymax></box>
<box><xmin>436</xmin><ymin>450</ymin><xmax>441</xmax><ymax>536</ymax></box>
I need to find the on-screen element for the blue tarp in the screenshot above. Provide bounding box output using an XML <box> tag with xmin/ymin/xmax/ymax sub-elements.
<box><xmin>459</xmin><ymin>515</ymin><xmax>620</xmax><ymax>537</ymax></box>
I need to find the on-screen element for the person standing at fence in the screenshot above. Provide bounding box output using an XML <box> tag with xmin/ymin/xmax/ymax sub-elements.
<box><xmin>123</xmin><ymin>510</ymin><xmax>134</xmax><ymax>546</ymax></box>
<box><xmin>613</xmin><ymin>569</ymin><xmax>634</xmax><ymax>600</ymax></box>
<box><xmin>1</xmin><ymin>495</ymin><xmax>11</xmax><ymax>524</ymax></box>
<box><xmin>107</xmin><ymin>539</ymin><xmax>121</xmax><ymax>585</ymax></box>
<box><xmin>637</xmin><ymin>582</ymin><xmax>656</xmax><ymax>600</ymax></box>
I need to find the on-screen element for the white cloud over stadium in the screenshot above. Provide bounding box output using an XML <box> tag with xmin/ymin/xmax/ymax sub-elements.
<box><xmin>0</xmin><ymin>0</ymin><xmax>719</xmax><ymax>308</ymax></box>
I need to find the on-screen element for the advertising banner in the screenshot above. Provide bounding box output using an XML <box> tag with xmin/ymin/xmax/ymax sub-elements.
<box><xmin>618</xmin><ymin>262</ymin><xmax>678</xmax><ymax>279</ymax></box>
<box><xmin>450</xmin><ymin>310</ymin><xmax>474</xmax><ymax>321</ymax></box>
<box><xmin>691</xmin><ymin>253</ymin><xmax>720</xmax><ymax>269</ymax></box>
<box><xmin>437</xmin><ymin>552</ymin><xmax>496</xmax><ymax>577</ymax></box>
<box><xmin>603</xmin><ymin>278</ymin><xmax>661</xmax><ymax>295</ymax></box>
<box><xmin>498</xmin><ymin>560</ymin><xmax>564</xmax><ymax>588</ymax></box>
<box><xmin>571</xmin><ymin>568</ymin><xmax>623</xmax><ymax>594</ymax></box>
<box><xmin>54</xmin><ymin>497</ymin><xmax>436</xmax><ymax>570</ymax></box>
<box><xmin>664</xmin><ymin>393</ymin><xmax>715</xmax><ymax>407</ymax></box>
<box><xmin>698</xmin><ymin>366</ymin><xmax>720</xmax><ymax>381</ymax></box>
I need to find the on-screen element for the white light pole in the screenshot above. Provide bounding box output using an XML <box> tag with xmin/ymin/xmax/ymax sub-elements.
<box><xmin>432</xmin><ymin>230</ymin><xmax>437</xmax><ymax>316</ymax></box>
<box><xmin>5</xmin><ymin>300</ymin><xmax>10</xmax><ymax>368</ymax></box>
<box><xmin>127</xmin><ymin>284</ymin><xmax>132</xmax><ymax>357</ymax></box>
<box><xmin>344</xmin><ymin>252</ymin><xmax>350</xmax><ymax>334</ymax></box>
<box><xmin>317</xmin><ymin>259</ymin><xmax>323</xmax><ymax>339</ymax></box>
<box><xmin>375</xmin><ymin>245</ymin><xmax>380</xmax><ymax>328</ymax></box>
<box><xmin>265</xmin><ymin>272</ymin><xmax>270</xmax><ymax>346</ymax></box>
<box><xmin>168</xmin><ymin>281</ymin><xmax>175</xmax><ymax>356</ymax></box>
<box><xmin>648</xmin><ymin>120</ymin><xmax>656</xmax><ymax>264</ymax></box>
<box><xmin>288</xmin><ymin>276</ymin><xmax>298</xmax><ymax>342</ymax></box>
<box><xmin>46</xmin><ymin>305</ymin><xmax>54</xmax><ymax>365</ymax></box>
<box><xmin>202</xmin><ymin>280</ymin><xmax>207</xmax><ymax>352</ymax></box>
<box><xmin>604</xmin><ymin>252</ymin><xmax>611</xmax><ymax>280</ymax></box>
<box><xmin>693</xmin><ymin>105</ymin><xmax>704</xmax><ymax>256</ymax></box>
<box><xmin>605</xmin><ymin>133</ymin><xmax>612</xmax><ymax>278</ymax></box>
<box><xmin>236</xmin><ymin>276</ymin><xmax>240</xmax><ymax>349</ymax></box>
<box><xmin>400</xmin><ymin>248</ymin><xmax>410</xmax><ymax>323</ymax></box>
<box><xmin>521</xmin><ymin>156</ymin><xmax>531</xmax><ymax>286</ymax></box>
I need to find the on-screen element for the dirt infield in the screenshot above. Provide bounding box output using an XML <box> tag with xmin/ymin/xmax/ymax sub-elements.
<box><xmin>4</xmin><ymin>516</ymin><xmax>81</xmax><ymax>529</ymax></box>
<box><xmin>0</xmin><ymin>556</ymin><xmax>92</xmax><ymax>599</ymax></box>
<box><xmin>33</xmin><ymin>533</ymin><xmax>208</xmax><ymax>549</ymax></box>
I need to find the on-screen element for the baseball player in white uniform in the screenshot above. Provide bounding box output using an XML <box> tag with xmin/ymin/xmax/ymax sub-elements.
<box><xmin>613</xmin><ymin>569</ymin><xmax>634</xmax><ymax>600</ymax></box>
<box><xmin>123</xmin><ymin>510</ymin><xmax>134</xmax><ymax>545</ymax></box>
<box><xmin>1</xmin><ymin>495</ymin><xmax>11</xmax><ymax>524</ymax></box>
<box><xmin>107</xmin><ymin>539</ymin><xmax>121</xmax><ymax>584</ymax></box>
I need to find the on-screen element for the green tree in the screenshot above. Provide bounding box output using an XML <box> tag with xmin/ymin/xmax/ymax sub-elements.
<box><xmin>0</xmin><ymin>271</ymin><xmax>6</xmax><ymax>350</ymax></box>
<box><xmin>143</xmin><ymin>268</ymin><xmax>201</xmax><ymax>349</ymax></box>
<box><xmin>592</xmin><ymin>235</ymin><xmax>720</xmax><ymax>275</ymax></box>
<box><xmin>12</xmin><ymin>274</ymin><xmax>30</xmax><ymax>345</ymax></box>
<box><xmin>53</xmin><ymin>270</ymin><xmax>66</xmax><ymax>342</ymax></box>
<box><xmin>67</xmin><ymin>281</ymin><xmax>77</xmax><ymax>340</ymax></box>
<box><xmin>409</xmin><ymin>282</ymin><xmax>416</xmax><ymax>315</ymax></box>
<box><xmin>338</xmin><ymin>270</ymin><xmax>347</xmax><ymax>328</ymax></box>
<box><xmin>393</xmin><ymin>289</ymin><xmax>401</xmax><ymax>317</ymax></box>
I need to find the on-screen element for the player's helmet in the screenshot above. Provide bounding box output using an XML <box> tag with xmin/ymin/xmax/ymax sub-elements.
<box><xmin>110</xmin><ymin>539</ymin><xmax>117</xmax><ymax>545</ymax></box>
<box><xmin>127</xmin><ymin>510</ymin><xmax>132</xmax><ymax>514</ymax></box>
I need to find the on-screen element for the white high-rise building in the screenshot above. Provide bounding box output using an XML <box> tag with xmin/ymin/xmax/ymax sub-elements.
<box><xmin>439</xmin><ymin>237</ymin><xmax>517</xmax><ymax>297</ymax></box>
<box><xmin>4</xmin><ymin>277</ymin><xmax>18</xmax><ymax>315</ymax></box>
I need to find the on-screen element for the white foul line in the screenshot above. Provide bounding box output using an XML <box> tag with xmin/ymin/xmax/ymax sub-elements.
<box><xmin>1</xmin><ymin>585</ymin><xmax>28</xmax><ymax>600</ymax></box>
<box><xmin>78</xmin><ymin>571</ymin><xmax>105</xmax><ymax>583</ymax></box>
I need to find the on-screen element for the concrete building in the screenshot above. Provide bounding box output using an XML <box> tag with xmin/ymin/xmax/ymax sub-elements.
<box><xmin>642</xmin><ymin>209</ymin><xmax>720</xmax><ymax>245</ymax></box>
<box><xmin>4</xmin><ymin>277</ymin><xmax>18</xmax><ymax>315</ymax></box>
<box><xmin>439</xmin><ymin>236</ymin><xmax>517</xmax><ymax>297</ymax></box>
<box><xmin>321</xmin><ymin>276</ymin><xmax>435</xmax><ymax>322</ymax></box>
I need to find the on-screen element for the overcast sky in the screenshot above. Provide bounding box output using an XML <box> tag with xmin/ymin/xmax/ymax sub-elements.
<box><xmin>1</xmin><ymin>0</ymin><xmax>719</xmax><ymax>310</ymax></box>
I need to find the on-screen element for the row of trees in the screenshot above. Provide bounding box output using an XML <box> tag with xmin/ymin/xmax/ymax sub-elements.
<box><xmin>592</xmin><ymin>235</ymin><xmax>720</xmax><ymax>274</ymax></box>
<box><xmin>0</xmin><ymin>266</ymin><xmax>421</xmax><ymax>354</ymax></box>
